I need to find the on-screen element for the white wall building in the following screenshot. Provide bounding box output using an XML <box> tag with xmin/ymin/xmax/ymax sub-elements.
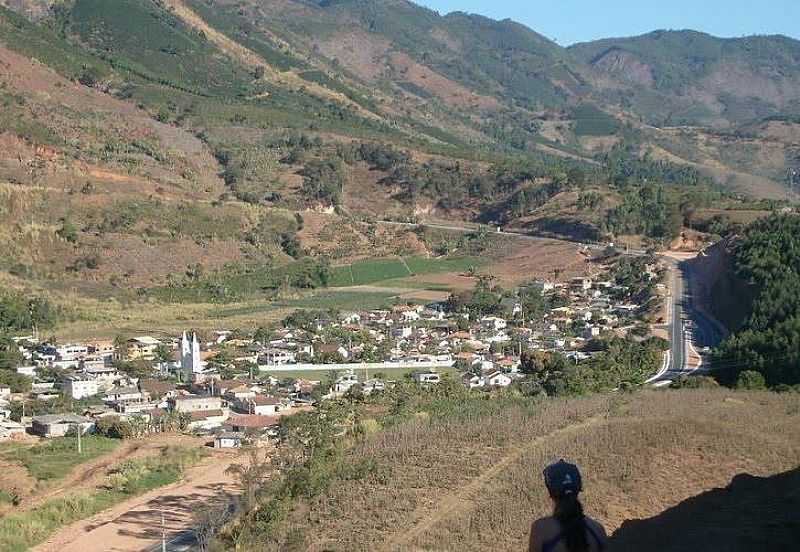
<box><xmin>63</xmin><ymin>376</ymin><xmax>99</xmax><ymax>400</ymax></box>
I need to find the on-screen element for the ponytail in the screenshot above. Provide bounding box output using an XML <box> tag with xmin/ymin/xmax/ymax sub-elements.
<box><xmin>553</xmin><ymin>494</ymin><xmax>589</xmax><ymax>552</ymax></box>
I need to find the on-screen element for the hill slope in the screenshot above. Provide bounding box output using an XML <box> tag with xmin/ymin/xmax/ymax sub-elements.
<box><xmin>219</xmin><ymin>388</ymin><xmax>800</xmax><ymax>551</ymax></box>
<box><xmin>0</xmin><ymin>0</ymin><xmax>798</xmax><ymax>318</ymax></box>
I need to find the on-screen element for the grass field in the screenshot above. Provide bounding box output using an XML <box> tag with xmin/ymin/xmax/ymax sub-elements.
<box><xmin>329</xmin><ymin>256</ymin><xmax>485</xmax><ymax>287</ymax></box>
<box><xmin>1</xmin><ymin>436</ymin><xmax>120</xmax><ymax>481</ymax></box>
<box><xmin>260</xmin><ymin>389</ymin><xmax>800</xmax><ymax>551</ymax></box>
<box><xmin>0</xmin><ymin>446</ymin><xmax>206</xmax><ymax>552</ymax></box>
<box><xmin>274</xmin><ymin>291</ymin><xmax>399</xmax><ymax>311</ymax></box>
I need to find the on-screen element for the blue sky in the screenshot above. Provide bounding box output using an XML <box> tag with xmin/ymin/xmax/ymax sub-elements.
<box><xmin>416</xmin><ymin>0</ymin><xmax>800</xmax><ymax>45</ymax></box>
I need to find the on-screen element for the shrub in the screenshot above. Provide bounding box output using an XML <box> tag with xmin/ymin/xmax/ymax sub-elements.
<box><xmin>736</xmin><ymin>370</ymin><xmax>767</xmax><ymax>390</ymax></box>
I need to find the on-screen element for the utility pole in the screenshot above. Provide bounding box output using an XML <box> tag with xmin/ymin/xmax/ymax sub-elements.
<box><xmin>75</xmin><ymin>423</ymin><xmax>82</xmax><ymax>455</ymax></box>
<box><xmin>161</xmin><ymin>511</ymin><xmax>166</xmax><ymax>552</ymax></box>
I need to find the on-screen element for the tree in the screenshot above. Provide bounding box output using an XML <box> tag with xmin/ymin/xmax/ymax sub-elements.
<box><xmin>736</xmin><ymin>370</ymin><xmax>767</xmax><ymax>390</ymax></box>
<box><xmin>302</xmin><ymin>159</ymin><xmax>345</xmax><ymax>205</ymax></box>
<box><xmin>57</xmin><ymin>218</ymin><xmax>78</xmax><ymax>243</ymax></box>
<box><xmin>0</xmin><ymin>369</ymin><xmax>32</xmax><ymax>392</ymax></box>
<box><xmin>0</xmin><ymin>335</ymin><xmax>23</xmax><ymax>370</ymax></box>
<box><xmin>78</xmin><ymin>66</ymin><xmax>101</xmax><ymax>87</ymax></box>
<box><xmin>154</xmin><ymin>343</ymin><xmax>172</xmax><ymax>365</ymax></box>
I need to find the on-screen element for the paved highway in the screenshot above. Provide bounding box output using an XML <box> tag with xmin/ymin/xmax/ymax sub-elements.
<box><xmin>650</xmin><ymin>257</ymin><xmax>726</xmax><ymax>385</ymax></box>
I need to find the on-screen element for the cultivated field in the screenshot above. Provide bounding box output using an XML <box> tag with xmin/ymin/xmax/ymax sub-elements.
<box><xmin>263</xmin><ymin>389</ymin><xmax>800</xmax><ymax>551</ymax></box>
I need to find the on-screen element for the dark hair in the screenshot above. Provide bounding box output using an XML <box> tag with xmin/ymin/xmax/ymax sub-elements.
<box><xmin>553</xmin><ymin>493</ymin><xmax>589</xmax><ymax>552</ymax></box>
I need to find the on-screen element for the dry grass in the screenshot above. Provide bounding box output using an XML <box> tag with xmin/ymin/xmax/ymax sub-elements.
<box><xmin>265</xmin><ymin>389</ymin><xmax>800</xmax><ymax>551</ymax></box>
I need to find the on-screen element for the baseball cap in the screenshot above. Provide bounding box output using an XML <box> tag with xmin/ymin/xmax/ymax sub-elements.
<box><xmin>543</xmin><ymin>459</ymin><xmax>583</xmax><ymax>497</ymax></box>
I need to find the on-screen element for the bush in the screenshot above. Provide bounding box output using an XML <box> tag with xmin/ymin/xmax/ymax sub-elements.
<box><xmin>736</xmin><ymin>370</ymin><xmax>767</xmax><ymax>390</ymax></box>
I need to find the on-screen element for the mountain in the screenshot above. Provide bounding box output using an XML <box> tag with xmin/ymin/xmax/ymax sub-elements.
<box><xmin>0</xmin><ymin>0</ymin><xmax>798</xmax><ymax>308</ymax></box>
<box><xmin>570</xmin><ymin>30</ymin><xmax>800</xmax><ymax>127</ymax></box>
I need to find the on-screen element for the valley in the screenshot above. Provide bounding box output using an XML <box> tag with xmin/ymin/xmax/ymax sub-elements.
<box><xmin>0</xmin><ymin>1</ymin><xmax>799</xmax><ymax>551</ymax></box>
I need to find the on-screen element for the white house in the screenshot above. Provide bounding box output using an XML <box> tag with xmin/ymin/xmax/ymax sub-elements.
<box><xmin>236</xmin><ymin>395</ymin><xmax>287</xmax><ymax>415</ymax></box>
<box><xmin>481</xmin><ymin>316</ymin><xmax>507</xmax><ymax>331</ymax></box>
<box><xmin>401</xmin><ymin>310</ymin><xmax>421</xmax><ymax>322</ymax></box>
<box><xmin>462</xmin><ymin>373</ymin><xmax>483</xmax><ymax>389</ymax></box>
<box><xmin>56</xmin><ymin>344</ymin><xmax>89</xmax><ymax>362</ymax></box>
<box><xmin>62</xmin><ymin>376</ymin><xmax>99</xmax><ymax>400</ymax></box>
<box><xmin>362</xmin><ymin>379</ymin><xmax>386</xmax><ymax>394</ymax></box>
<box><xmin>391</xmin><ymin>326</ymin><xmax>413</xmax><ymax>339</ymax></box>
<box><xmin>214</xmin><ymin>431</ymin><xmax>245</xmax><ymax>449</ymax></box>
<box><xmin>104</xmin><ymin>386</ymin><xmax>143</xmax><ymax>404</ymax></box>
<box><xmin>333</xmin><ymin>372</ymin><xmax>359</xmax><ymax>394</ymax></box>
<box><xmin>16</xmin><ymin>366</ymin><xmax>36</xmax><ymax>377</ymax></box>
<box><xmin>483</xmin><ymin>371</ymin><xmax>512</xmax><ymax>388</ymax></box>
<box><xmin>412</xmin><ymin>372</ymin><xmax>440</xmax><ymax>385</ymax></box>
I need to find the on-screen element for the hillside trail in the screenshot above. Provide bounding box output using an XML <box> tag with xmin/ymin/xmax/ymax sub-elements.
<box><xmin>378</xmin><ymin>413</ymin><xmax>608</xmax><ymax>551</ymax></box>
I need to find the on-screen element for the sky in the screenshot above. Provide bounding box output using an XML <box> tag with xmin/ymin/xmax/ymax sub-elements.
<box><xmin>415</xmin><ymin>0</ymin><xmax>800</xmax><ymax>45</ymax></box>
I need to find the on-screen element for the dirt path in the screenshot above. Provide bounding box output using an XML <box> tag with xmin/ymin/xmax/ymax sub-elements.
<box><xmin>31</xmin><ymin>450</ymin><xmax>245</xmax><ymax>552</ymax></box>
<box><xmin>22</xmin><ymin>434</ymin><xmax>204</xmax><ymax>510</ymax></box>
<box><xmin>379</xmin><ymin>415</ymin><xmax>607</xmax><ymax>551</ymax></box>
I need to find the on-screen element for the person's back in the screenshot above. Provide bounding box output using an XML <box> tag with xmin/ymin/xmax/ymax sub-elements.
<box><xmin>528</xmin><ymin>460</ymin><xmax>607</xmax><ymax>552</ymax></box>
<box><xmin>529</xmin><ymin>515</ymin><xmax>606</xmax><ymax>552</ymax></box>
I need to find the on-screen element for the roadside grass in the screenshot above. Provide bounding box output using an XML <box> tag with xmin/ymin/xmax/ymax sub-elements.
<box><xmin>0</xmin><ymin>446</ymin><xmax>206</xmax><ymax>552</ymax></box>
<box><xmin>2</xmin><ymin>435</ymin><xmax>120</xmax><ymax>481</ymax></box>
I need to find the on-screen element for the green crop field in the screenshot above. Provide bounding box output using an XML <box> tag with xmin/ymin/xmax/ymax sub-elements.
<box><xmin>330</xmin><ymin>256</ymin><xmax>484</xmax><ymax>287</ymax></box>
<box><xmin>274</xmin><ymin>291</ymin><xmax>399</xmax><ymax>310</ymax></box>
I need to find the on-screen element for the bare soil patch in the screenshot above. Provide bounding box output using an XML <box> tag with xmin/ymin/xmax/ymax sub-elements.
<box><xmin>489</xmin><ymin>239</ymin><xmax>595</xmax><ymax>286</ymax></box>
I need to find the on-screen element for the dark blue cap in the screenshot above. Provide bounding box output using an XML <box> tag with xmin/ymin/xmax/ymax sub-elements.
<box><xmin>543</xmin><ymin>459</ymin><xmax>583</xmax><ymax>497</ymax></box>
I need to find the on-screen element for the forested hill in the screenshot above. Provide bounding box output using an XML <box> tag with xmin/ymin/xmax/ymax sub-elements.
<box><xmin>713</xmin><ymin>215</ymin><xmax>800</xmax><ymax>387</ymax></box>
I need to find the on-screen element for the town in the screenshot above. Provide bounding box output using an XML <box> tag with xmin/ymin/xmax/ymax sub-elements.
<box><xmin>0</xmin><ymin>251</ymin><xmax>666</xmax><ymax>448</ymax></box>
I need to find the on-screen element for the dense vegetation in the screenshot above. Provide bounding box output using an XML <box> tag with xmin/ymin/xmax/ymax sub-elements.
<box><xmin>713</xmin><ymin>215</ymin><xmax>800</xmax><ymax>386</ymax></box>
<box><xmin>519</xmin><ymin>336</ymin><xmax>667</xmax><ymax>395</ymax></box>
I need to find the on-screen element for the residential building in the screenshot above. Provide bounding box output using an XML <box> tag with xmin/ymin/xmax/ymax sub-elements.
<box><xmin>56</xmin><ymin>344</ymin><xmax>89</xmax><ymax>362</ymax></box>
<box><xmin>31</xmin><ymin>414</ymin><xmax>93</xmax><ymax>438</ymax></box>
<box><xmin>214</xmin><ymin>432</ymin><xmax>245</xmax><ymax>449</ymax></box>
<box><xmin>123</xmin><ymin>336</ymin><xmax>161</xmax><ymax>361</ymax></box>
<box><xmin>169</xmin><ymin>394</ymin><xmax>223</xmax><ymax>413</ymax></box>
<box><xmin>483</xmin><ymin>371</ymin><xmax>513</xmax><ymax>388</ymax></box>
<box><xmin>412</xmin><ymin>372</ymin><xmax>441</xmax><ymax>385</ymax></box>
<box><xmin>236</xmin><ymin>395</ymin><xmax>286</xmax><ymax>415</ymax></box>
<box><xmin>62</xmin><ymin>376</ymin><xmax>99</xmax><ymax>400</ymax></box>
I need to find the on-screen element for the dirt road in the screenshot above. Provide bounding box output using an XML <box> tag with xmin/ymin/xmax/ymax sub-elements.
<box><xmin>32</xmin><ymin>450</ymin><xmax>244</xmax><ymax>552</ymax></box>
